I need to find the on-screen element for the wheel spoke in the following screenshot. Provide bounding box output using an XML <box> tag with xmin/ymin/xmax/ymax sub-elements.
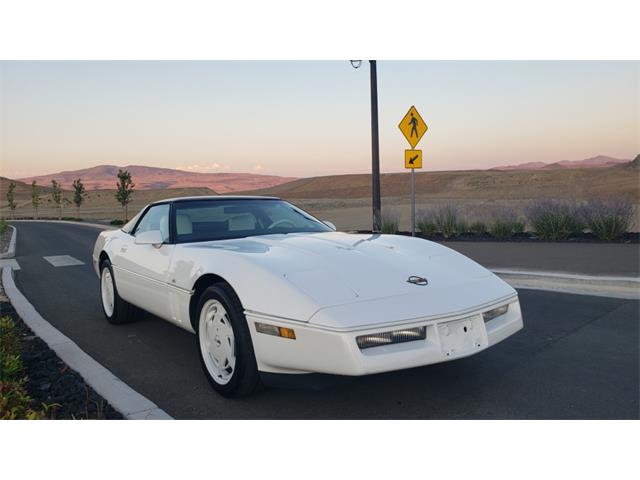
<box><xmin>198</xmin><ymin>299</ymin><xmax>237</xmax><ymax>385</ymax></box>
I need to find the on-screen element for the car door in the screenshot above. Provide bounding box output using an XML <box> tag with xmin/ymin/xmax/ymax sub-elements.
<box><xmin>113</xmin><ymin>203</ymin><xmax>175</xmax><ymax>320</ymax></box>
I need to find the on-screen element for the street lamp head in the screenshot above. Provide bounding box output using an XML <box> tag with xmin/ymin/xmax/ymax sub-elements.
<box><xmin>350</xmin><ymin>60</ymin><xmax>362</xmax><ymax>69</ymax></box>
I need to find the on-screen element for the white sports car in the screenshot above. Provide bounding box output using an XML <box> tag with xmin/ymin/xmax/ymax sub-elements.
<box><xmin>93</xmin><ymin>196</ymin><xmax>523</xmax><ymax>397</ymax></box>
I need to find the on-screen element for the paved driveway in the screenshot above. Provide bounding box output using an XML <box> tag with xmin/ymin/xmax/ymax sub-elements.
<box><xmin>10</xmin><ymin>221</ymin><xmax>639</xmax><ymax>419</ymax></box>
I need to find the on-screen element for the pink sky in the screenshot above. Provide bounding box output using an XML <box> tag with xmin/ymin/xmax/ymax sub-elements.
<box><xmin>1</xmin><ymin>61</ymin><xmax>638</xmax><ymax>179</ymax></box>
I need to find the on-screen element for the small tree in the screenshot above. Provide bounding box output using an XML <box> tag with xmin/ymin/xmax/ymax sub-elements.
<box><xmin>115</xmin><ymin>169</ymin><xmax>135</xmax><ymax>221</ymax></box>
<box><xmin>72</xmin><ymin>178</ymin><xmax>87</xmax><ymax>218</ymax></box>
<box><xmin>31</xmin><ymin>181</ymin><xmax>41</xmax><ymax>219</ymax></box>
<box><xmin>6</xmin><ymin>181</ymin><xmax>17</xmax><ymax>218</ymax></box>
<box><xmin>51</xmin><ymin>179</ymin><xmax>63</xmax><ymax>220</ymax></box>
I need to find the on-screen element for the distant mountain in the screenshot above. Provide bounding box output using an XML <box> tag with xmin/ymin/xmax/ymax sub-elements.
<box><xmin>19</xmin><ymin>165</ymin><xmax>297</xmax><ymax>193</ymax></box>
<box><xmin>491</xmin><ymin>155</ymin><xmax>631</xmax><ymax>171</ymax></box>
<box><xmin>492</xmin><ymin>161</ymin><xmax>548</xmax><ymax>171</ymax></box>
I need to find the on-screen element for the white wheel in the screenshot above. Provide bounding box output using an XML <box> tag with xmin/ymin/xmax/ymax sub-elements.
<box><xmin>199</xmin><ymin>299</ymin><xmax>236</xmax><ymax>385</ymax></box>
<box><xmin>99</xmin><ymin>259</ymin><xmax>137</xmax><ymax>324</ymax></box>
<box><xmin>101</xmin><ymin>267</ymin><xmax>115</xmax><ymax>318</ymax></box>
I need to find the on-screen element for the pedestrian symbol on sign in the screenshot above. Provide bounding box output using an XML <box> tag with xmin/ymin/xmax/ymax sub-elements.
<box><xmin>409</xmin><ymin>113</ymin><xmax>419</xmax><ymax>138</ymax></box>
<box><xmin>398</xmin><ymin>106</ymin><xmax>427</xmax><ymax>148</ymax></box>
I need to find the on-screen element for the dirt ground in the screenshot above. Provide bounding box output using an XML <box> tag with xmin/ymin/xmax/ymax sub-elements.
<box><xmin>295</xmin><ymin>197</ymin><xmax>640</xmax><ymax>232</ymax></box>
<box><xmin>2</xmin><ymin>162</ymin><xmax>639</xmax><ymax>230</ymax></box>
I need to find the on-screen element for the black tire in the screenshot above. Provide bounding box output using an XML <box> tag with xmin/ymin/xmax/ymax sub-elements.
<box><xmin>99</xmin><ymin>259</ymin><xmax>138</xmax><ymax>325</ymax></box>
<box><xmin>195</xmin><ymin>283</ymin><xmax>260</xmax><ymax>398</ymax></box>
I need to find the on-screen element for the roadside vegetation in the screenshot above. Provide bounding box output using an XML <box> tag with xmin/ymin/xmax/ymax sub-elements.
<box><xmin>30</xmin><ymin>181</ymin><xmax>41</xmax><ymax>219</ymax></box>
<box><xmin>0</xmin><ymin>316</ymin><xmax>53</xmax><ymax>419</ymax></box>
<box><xmin>581</xmin><ymin>200</ymin><xmax>634</xmax><ymax>241</ymax></box>
<box><xmin>0</xmin><ymin>304</ymin><xmax>123</xmax><ymax>420</ymax></box>
<box><xmin>116</xmin><ymin>169</ymin><xmax>135</xmax><ymax>222</ymax></box>
<box><xmin>72</xmin><ymin>178</ymin><xmax>87</xmax><ymax>218</ymax></box>
<box><xmin>413</xmin><ymin>199</ymin><xmax>635</xmax><ymax>242</ymax></box>
<box><xmin>381</xmin><ymin>210</ymin><xmax>400</xmax><ymax>234</ymax></box>
<box><xmin>50</xmin><ymin>180</ymin><xmax>63</xmax><ymax>220</ymax></box>
<box><xmin>5</xmin><ymin>182</ymin><xmax>17</xmax><ymax>219</ymax></box>
<box><xmin>4</xmin><ymin>169</ymin><xmax>139</xmax><ymax>225</ymax></box>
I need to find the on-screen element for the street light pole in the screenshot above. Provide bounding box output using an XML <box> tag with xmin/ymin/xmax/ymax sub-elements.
<box><xmin>351</xmin><ymin>59</ymin><xmax>382</xmax><ymax>233</ymax></box>
<box><xmin>369</xmin><ymin>60</ymin><xmax>382</xmax><ymax>233</ymax></box>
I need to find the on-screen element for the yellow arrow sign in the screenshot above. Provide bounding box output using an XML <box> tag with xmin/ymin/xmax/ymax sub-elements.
<box><xmin>405</xmin><ymin>149</ymin><xmax>422</xmax><ymax>169</ymax></box>
<box><xmin>399</xmin><ymin>105</ymin><xmax>428</xmax><ymax>148</ymax></box>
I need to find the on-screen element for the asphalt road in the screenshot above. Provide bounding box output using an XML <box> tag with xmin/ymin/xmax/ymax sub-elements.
<box><xmin>10</xmin><ymin>221</ymin><xmax>640</xmax><ymax>419</ymax></box>
<box><xmin>444</xmin><ymin>241</ymin><xmax>640</xmax><ymax>276</ymax></box>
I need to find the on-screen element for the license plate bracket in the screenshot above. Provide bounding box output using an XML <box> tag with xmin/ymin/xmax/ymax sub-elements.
<box><xmin>438</xmin><ymin>315</ymin><xmax>487</xmax><ymax>358</ymax></box>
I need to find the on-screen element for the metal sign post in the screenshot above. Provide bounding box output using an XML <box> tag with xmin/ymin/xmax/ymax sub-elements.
<box><xmin>400</xmin><ymin>105</ymin><xmax>427</xmax><ymax>236</ymax></box>
<box><xmin>411</xmin><ymin>168</ymin><xmax>416</xmax><ymax>236</ymax></box>
<box><xmin>404</xmin><ymin>148</ymin><xmax>422</xmax><ymax>236</ymax></box>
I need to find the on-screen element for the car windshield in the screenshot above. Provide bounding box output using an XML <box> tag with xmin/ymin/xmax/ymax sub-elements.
<box><xmin>173</xmin><ymin>198</ymin><xmax>332</xmax><ymax>243</ymax></box>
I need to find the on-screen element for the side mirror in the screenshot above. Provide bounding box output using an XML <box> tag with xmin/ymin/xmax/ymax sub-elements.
<box><xmin>323</xmin><ymin>220</ymin><xmax>337</xmax><ymax>231</ymax></box>
<box><xmin>135</xmin><ymin>230</ymin><xmax>164</xmax><ymax>247</ymax></box>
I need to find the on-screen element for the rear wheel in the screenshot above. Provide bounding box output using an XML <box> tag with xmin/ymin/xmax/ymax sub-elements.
<box><xmin>100</xmin><ymin>259</ymin><xmax>138</xmax><ymax>324</ymax></box>
<box><xmin>196</xmin><ymin>283</ymin><xmax>260</xmax><ymax>397</ymax></box>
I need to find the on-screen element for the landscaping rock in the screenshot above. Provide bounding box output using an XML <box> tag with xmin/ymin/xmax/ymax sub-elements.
<box><xmin>1</xmin><ymin>299</ymin><xmax>123</xmax><ymax>419</ymax></box>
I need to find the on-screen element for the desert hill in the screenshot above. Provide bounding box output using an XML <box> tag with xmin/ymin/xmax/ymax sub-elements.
<box><xmin>491</xmin><ymin>155</ymin><xmax>630</xmax><ymax>171</ymax></box>
<box><xmin>240</xmin><ymin>160</ymin><xmax>639</xmax><ymax>201</ymax></box>
<box><xmin>18</xmin><ymin>164</ymin><xmax>297</xmax><ymax>193</ymax></box>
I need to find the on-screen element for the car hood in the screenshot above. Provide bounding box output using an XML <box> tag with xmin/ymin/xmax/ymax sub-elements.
<box><xmin>185</xmin><ymin>232</ymin><xmax>512</xmax><ymax>320</ymax></box>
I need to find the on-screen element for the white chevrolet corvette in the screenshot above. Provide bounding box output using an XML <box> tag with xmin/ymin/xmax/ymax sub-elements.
<box><xmin>93</xmin><ymin>196</ymin><xmax>523</xmax><ymax>397</ymax></box>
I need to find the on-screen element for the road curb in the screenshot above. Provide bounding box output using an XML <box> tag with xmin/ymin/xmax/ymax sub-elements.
<box><xmin>1</xmin><ymin>266</ymin><xmax>173</xmax><ymax>420</ymax></box>
<box><xmin>10</xmin><ymin>219</ymin><xmax>115</xmax><ymax>230</ymax></box>
<box><xmin>492</xmin><ymin>269</ymin><xmax>640</xmax><ymax>300</ymax></box>
<box><xmin>0</xmin><ymin>225</ymin><xmax>17</xmax><ymax>259</ymax></box>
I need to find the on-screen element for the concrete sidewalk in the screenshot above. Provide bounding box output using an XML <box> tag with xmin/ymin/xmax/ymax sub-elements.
<box><xmin>443</xmin><ymin>241</ymin><xmax>639</xmax><ymax>277</ymax></box>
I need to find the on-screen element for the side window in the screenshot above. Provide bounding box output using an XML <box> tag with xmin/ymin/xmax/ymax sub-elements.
<box><xmin>133</xmin><ymin>204</ymin><xmax>170</xmax><ymax>242</ymax></box>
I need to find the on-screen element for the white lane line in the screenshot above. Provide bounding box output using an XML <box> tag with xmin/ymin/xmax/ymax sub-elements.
<box><xmin>43</xmin><ymin>255</ymin><xmax>85</xmax><ymax>267</ymax></box>
<box><xmin>0</xmin><ymin>259</ymin><xmax>20</xmax><ymax>270</ymax></box>
<box><xmin>492</xmin><ymin>269</ymin><xmax>640</xmax><ymax>300</ymax></box>
<box><xmin>1</xmin><ymin>266</ymin><xmax>172</xmax><ymax>420</ymax></box>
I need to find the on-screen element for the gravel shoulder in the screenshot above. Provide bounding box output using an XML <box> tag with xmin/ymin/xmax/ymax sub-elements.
<box><xmin>0</xmin><ymin>227</ymin><xmax>13</xmax><ymax>255</ymax></box>
<box><xmin>0</xmin><ymin>285</ymin><xmax>122</xmax><ymax>419</ymax></box>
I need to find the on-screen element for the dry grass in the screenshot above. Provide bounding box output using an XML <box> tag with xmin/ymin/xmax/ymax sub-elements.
<box><xmin>2</xmin><ymin>163</ymin><xmax>638</xmax><ymax>230</ymax></box>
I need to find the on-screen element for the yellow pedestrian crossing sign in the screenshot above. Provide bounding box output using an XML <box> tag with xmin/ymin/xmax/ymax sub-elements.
<box><xmin>399</xmin><ymin>106</ymin><xmax>427</xmax><ymax>148</ymax></box>
<box><xmin>405</xmin><ymin>149</ymin><xmax>422</xmax><ymax>169</ymax></box>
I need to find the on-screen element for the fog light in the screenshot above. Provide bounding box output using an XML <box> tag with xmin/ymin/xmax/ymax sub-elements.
<box><xmin>356</xmin><ymin>326</ymin><xmax>426</xmax><ymax>349</ymax></box>
<box><xmin>255</xmin><ymin>322</ymin><xmax>296</xmax><ymax>340</ymax></box>
<box><xmin>482</xmin><ymin>304</ymin><xmax>509</xmax><ymax>322</ymax></box>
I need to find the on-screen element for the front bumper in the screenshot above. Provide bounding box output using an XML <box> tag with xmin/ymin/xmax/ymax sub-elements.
<box><xmin>248</xmin><ymin>297</ymin><xmax>523</xmax><ymax>375</ymax></box>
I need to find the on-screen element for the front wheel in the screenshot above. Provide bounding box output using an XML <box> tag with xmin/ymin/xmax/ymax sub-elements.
<box><xmin>100</xmin><ymin>259</ymin><xmax>138</xmax><ymax>324</ymax></box>
<box><xmin>196</xmin><ymin>283</ymin><xmax>260</xmax><ymax>397</ymax></box>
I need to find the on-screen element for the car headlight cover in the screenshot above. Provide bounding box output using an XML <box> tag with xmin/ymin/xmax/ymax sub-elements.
<box><xmin>356</xmin><ymin>326</ymin><xmax>426</xmax><ymax>349</ymax></box>
<box><xmin>482</xmin><ymin>304</ymin><xmax>509</xmax><ymax>322</ymax></box>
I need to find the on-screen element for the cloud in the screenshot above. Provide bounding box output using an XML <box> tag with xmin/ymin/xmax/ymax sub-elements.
<box><xmin>175</xmin><ymin>163</ymin><xmax>230</xmax><ymax>173</ymax></box>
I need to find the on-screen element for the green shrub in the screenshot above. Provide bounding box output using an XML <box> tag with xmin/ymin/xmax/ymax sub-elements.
<box><xmin>416</xmin><ymin>217</ymin><xmax>437</xmax><ymax>235</ymax></box>
<box><xmin>525</xmin><ymin>199</ymin><xmax>584</xmax><ymax>240</ymax></box>
<box><xmin>514</xmin><ymin>221</ymin><xmax>525</xmax><ymax>234</ymax></box>
<box><xmin>581</xmin><ymin>200</ymin><xmax>634</xmax><ymax>241</ymax></box>
<box><xmin>110</xmin><ymin>219</ymin><xmax>125</xmax><ymax>226</ymax></box>
<box><xmin>380</xmin><ymin>211</ymin><xmax>400</xmax><ymax>234</ymax></box>
<box><xmin>0</xmin><ymin>316</ymin><xmax>48</xmax><ymax>419</ymax></box>
<box><xmin>0</xmin><ymin>218</ymin><xmax>8</xmax><ymax>235</ymax></box>
<box><xmin>489</xmin><ymin>219</ymin><xmax>515</xmax><ymax>239</ymax></box>
<box><xmin>432</xmin><ymin>204</ymin><xmax>459</xmax><ymax>238</ymax></box>
<box><xmin>0</xmin><ymin>316</ymin><xmax>20</xmax><ymax>361</ymax></box>
<box><xmin>469</xmin><ymin>221</ymin><xmax>487</xmax><ymax>235</ymax></box>
<box><xmin>486</xmin><ymin>207</ymin><xmax>522</xmax><ymax>239</ymax></box>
